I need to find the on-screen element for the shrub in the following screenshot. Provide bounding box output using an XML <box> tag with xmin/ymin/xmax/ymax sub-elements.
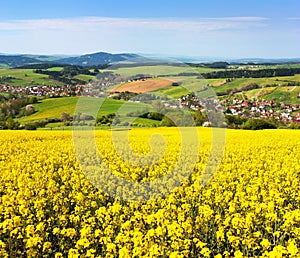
<box><xmin>24</xmin><ymin>123</ymin><xmax>37</xmax><ymax>130</ymax></box>
<box><xmin>242</xmin><ymin>118</ymin><xmax>277</xmax><ymax>130</ymax></box>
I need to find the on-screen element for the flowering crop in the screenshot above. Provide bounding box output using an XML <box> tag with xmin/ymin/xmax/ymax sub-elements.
<box><xmin>0</xmin><ymin>128</ymin><xmax>299</xmax><ymax>257</ymax></box>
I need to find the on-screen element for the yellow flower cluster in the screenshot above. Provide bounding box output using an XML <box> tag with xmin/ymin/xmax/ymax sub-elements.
<box><xmin>0</xmin><ymin>128</ymin><xmax>299</xmax><ymax>257</ymax></box>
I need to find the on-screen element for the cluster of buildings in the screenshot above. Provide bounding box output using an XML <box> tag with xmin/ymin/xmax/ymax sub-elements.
<box><xmin>1</xmin><ymin>81</ymin><xmax>300</xmax><ymax>124</ymax></box>
<box><xmin>0</xmin><ymin>84</ymin><xmax>83</xmax><ymax>97</ymax></box>
<box><xmin>221</xmin><ymin>98</ymin><xmax>300</xmax><ymax>123</ymax></box>
<box><xmin>178</xmin><ymin>94</ymin><xmax>223</xmax><ymax>112</ymax></box>
<box><xmin>178</xmin><ymin>94</ymin><xmax>300</xmax><ymax>123</ymax></box>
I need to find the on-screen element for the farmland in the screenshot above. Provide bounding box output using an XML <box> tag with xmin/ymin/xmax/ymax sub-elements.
<box><xmin>0</xmin><ymin>128</ymin><xmax>299</xmax><ymax>257</ymax></box>
<box><xmin>112</xmin><ymin>78</ymin><xmax>173</xmax><ymax>93</ymax></box>
<box><xmin>212</xmin><ymin>75</ymin><xmax>300</xmax><ymax>104</ymax></box>
<box><xmin>0</xmin><ymin>69</ymin><xmax>64</xmax><ymax>86</ymax></box>
<box><xmin>1</xmin><ymin>56</ymin><xmax>300</xmax><ymax>258</ymax></box>
<box><xmin>19</xmin><ymin>97</ymin><xmax>148</xmax><ymax>123</ymax></box>
<box><xmin>1</xmin><ymin>62</ymin><xmax>300</xmax><ymax>129</ymax></box>
<box><xmin>108</xmin><ymin>65</ymin><xmax>197</xmax><ymax>77</ymax></box>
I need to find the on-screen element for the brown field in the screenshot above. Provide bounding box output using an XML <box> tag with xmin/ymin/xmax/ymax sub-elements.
<box><xmin>112</xmin><ymin>78</ymin><xmax>173</xmax><ymax>93</ymax></box>
<box><xmin>213</xmin><ymin>80</ymin><xmax>227</xmax><ymax>86</ymax></box>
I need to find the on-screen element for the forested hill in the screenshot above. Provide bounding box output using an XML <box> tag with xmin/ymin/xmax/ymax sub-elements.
<box><xmin>55</xmin><ymin>52</ymin><xmax>142</xmax><ymax>66</ymax></box>
<box><xmin>204</xmin><ymin>68</ymin><xmax>300</xmax><ymax>79</ymax></box>
<box><xmin>0</xmin><ymin>52</ymin><xmax>143</xmax><ymax>68</ymax></box>
<box><xmin>0</xmin><ymin>55</ymin><xmax>57</xmax><ymax>68</ymax></box>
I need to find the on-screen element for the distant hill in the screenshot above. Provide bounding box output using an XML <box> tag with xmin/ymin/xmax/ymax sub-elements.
<box><xmin>1</xmin><ymin>52</ymin><xmax>300</xmax><ymax>68</ymax></box>
<box><xmin>0</xmin><ymin>52</ymin><xmax>145</xmax><ymax>68</ymax></box>
<box><xmin>55</xmin><ymin>52</ymin><xmax>142</xmax><ymax>66</ymax></box>
<box><xmin>0</xmin><ymin>55</ymin><xmax>44</xmax><ymax>68</ymax></box>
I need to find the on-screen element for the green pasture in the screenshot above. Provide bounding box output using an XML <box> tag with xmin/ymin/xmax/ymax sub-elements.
<box><xmin>0</xmin><ymin>69</ymin><xmax>63</xmax><ymax>86</ymax></box>
<box><xmin>19</xmin><ymin>96</ymin><xmax>150</xmax><ymax>123</ymax></box>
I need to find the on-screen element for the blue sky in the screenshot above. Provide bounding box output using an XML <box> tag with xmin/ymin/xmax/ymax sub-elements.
<box><xmin>0</xmin><ymin>0</ymin><xmax>299</xmax><ymax>58</ymax></box>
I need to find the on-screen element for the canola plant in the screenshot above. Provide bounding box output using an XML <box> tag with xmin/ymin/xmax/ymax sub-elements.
<box><xmin>0</xmin><ymin>128</ymin><xmax>299</xmax><ymax>257</ymax></box>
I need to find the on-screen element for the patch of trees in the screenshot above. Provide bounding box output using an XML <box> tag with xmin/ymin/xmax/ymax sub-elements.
<box><xmin>204</xmin><ymin>68</ymin><xmax>300</xmax><ymax>79</ymax></box>
<box><xmin>178</xmin><ymin>72</ymin><xmax>200</xmax><ymax>76</ymax></box>
<box><xmin>109</xmin><ymin>91</ymin><xmax>138</xmax><ymax>101</ymax></box>
<box><xmin>205</xmin><ymin>62</ymin><xmax>229</xmax><ymax>69</ymax></box>
<box><xmin>96</xmin><ymin>113</ymin><xmax>117</xmax><ymax>126</ymax></box>
<box><xmin>23</xmin><ymin>120</ymin><xmax>48</xmax><ymax>130</ymax></box>
<box><xmin>0</xmin><ymin>95</ymin><xmax>38</xmax><ymax>129</ymax></box>
<box><xmin>0</xmin><ymin>117</ymin><xmax>20</xmax><ymax>130</ymax></box>
<box><xmin>137</xmin><ymin>112</ymin><xmax>164</xmax><ymax>121</ymax></box>
<box><xmin>130</xmin><ymin>74</ymin><xmax>152</xmax><ymax>80</ymax></box>
<box><xmin>34</xmin><ymin>66</ymin><xmax>99</xmax><ymax>85</ymax></box>
<box><xmin>172</xmin><ymin>82</ymin><xmax>182</xmax><ymax>86</ymax></box>
<box><xmin>242</xmin><ymin>118</ymin><xmax>277</xmax><ymax>130</ymax></box>
<box><xmin>0</xmin><ymin>75</ymin><xmax>16</xmax><ymax>84</ymax></box>
<box><xmin>0</xmin><ymin>95</ymin><xmax>38</xmax><ymax>119</ymax></box>
<box><xmin>17</xmin><ymin>64</ymin><xmax>68</xmax><ymax>69</ymax></box>
<box><xmin>225</xmin><ymin>115</ymin><xmax>248</xmax><ymax>129</ymax></box>
<box><xmin>287</xmin><ymin>81</ymin><xmax>300</xmax><ymax>86</ymax></box>
<box><xmin>186</xmin><ymin>62</ymin><xmax>229</xmax><ymax>69</ymax></box>
<box><xmin>225</xmin><ymin>115</ymin><xmax>277</xmax><ymax>130</ymax></box>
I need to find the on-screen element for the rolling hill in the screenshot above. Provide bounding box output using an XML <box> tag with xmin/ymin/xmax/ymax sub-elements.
<box><xmin>55</xmin><ymin>52</ymin><xmax>142</xmax><ymax>66</ymax></box>
<box><xmin>0</xmin><ymin>52</ymin><xmax>144</xmax><ymax>68</ymax></box>
<box><xmin>0</xmin><ymin>55</ymin><xmax>60</xmax><ymax>68</ymax></box>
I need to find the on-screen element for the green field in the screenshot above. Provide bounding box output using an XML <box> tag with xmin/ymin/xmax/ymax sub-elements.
<box><xmin>0</xmin><ymin>69</ymin><xmax>63</xmax><ymax>86</ymax></box>
<box><xmin>19</xmin><ymin>96</ymin><xmax>151</xmax><ymax>123</ymax></box>
<box><xmin>244</xmin><ymin>87</ymin><xmax>277</xmax><ymax>99</ymax></box>
<box><xmin>153</xmin><ymin>85</ymin><xmax>190</xmax><ymax>98</ymax></box>
<box><xmin>108</xmin><ymin>65</ymin><xmax>199</xmax><ymax>77</ymax></box>
<box><xmin>235</xmin><ymin>85</ymin><xmax>299</xmax><ymax>104</ymax></box>
<box><xmin>152</xmin><ymin>77</ymin><xmax>212</xmax><ymax>98</ymax></box>
<box><xmin>261</xmin><ymin>86</ymin><xmax>300</xmax><ymax>103</ymax></box>
<box><xmin>47</xmin><ymin>67</ymin><xmax>64</xmax><ymax>72</ymax></box>
<box><xmin>0</xmin><ymin>67</ymin><xmax>96</xmax><ymax>86</ymax></box>
<box><xmin>211</xmin><ymin>75</ymin><xmax>300</xmax><ymax>103</ymax></box>
<box><xmin>195</xmin><ymin>67</ymin><xmax>227</xmax><ymax>73</ymax></box>
<box><xmin>213</xmin><ymin>75</ymin><xmax>300</xmax><ymax>93</ymax></box>
<box><xmin>250</xmin><ymin>63</ymin><xmax>300</xmax><ymax>70</ymax></box>
<box><xmin>74</xmin><ymin>74</ymin><xmax>95</xmax><ymax>82</ymax></box>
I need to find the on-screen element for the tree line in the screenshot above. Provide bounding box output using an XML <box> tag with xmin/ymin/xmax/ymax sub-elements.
<box><xmin>34</xmin><ymin>66</ymin><xmax>95</xmax><ymax>85</ymax></box>
<box><xmin>203</xmin><ymin>68</ymin><xmax>300</xmax><ymax>79</ymax></box>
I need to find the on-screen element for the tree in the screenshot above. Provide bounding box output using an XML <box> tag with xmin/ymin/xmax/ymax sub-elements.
<box><xmin>61</xmin><ymin>112</ymin><xmax>72</xmax><ymax>126</ymax></box>
<box><xmin>6</xmin><ymin>117</ymin><xmax>20</xmax><ymax>130</ymax></box>
<box><xmin>161</xmin><ymin>116</ymin><xmax>175</xmax><ymax>127</ymax></box>
<box><xmin>193</xmin><ymin>110</ymin><xmax>207</xmax><ymax>126</ymax></box>
<box><xmin>152</xmin><ymin>101</ymin><xmax>165</xmax><ymax>114</ymax></box>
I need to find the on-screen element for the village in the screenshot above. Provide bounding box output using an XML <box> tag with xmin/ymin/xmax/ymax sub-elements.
<box><xmin>178</xmin><ymin>93</ymin><xmax>300</xmax><ymax>123</ymax></box>
<box><xmin>1</xmin><ymin>81</ymin><xmax>300</xmax><ymax>124</ymax></box>
<box><xmin>0</xmin><ymin>84</ymin><xmax>83</xmax><ymax>97</ymax></box>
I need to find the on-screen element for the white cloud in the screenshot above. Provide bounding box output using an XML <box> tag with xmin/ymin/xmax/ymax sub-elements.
<box><xmin>0</xmin><ymin>16</ymin><xmax>268</xmax><ymax>32</ymax></box>
<box><xmin>2</xmin><ymin>16</ymin><xmax>297</xmax><ymax>58</ymax></box>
